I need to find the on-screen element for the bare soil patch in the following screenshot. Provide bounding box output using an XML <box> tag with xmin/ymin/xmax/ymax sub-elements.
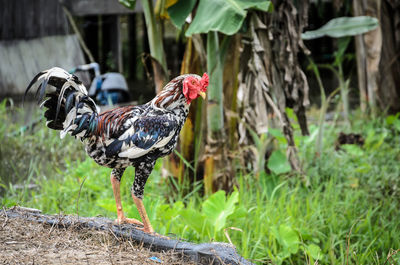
<box><xmin>0</xmin><ymin>213</ymin><xmax>194</xmax><ymax>265</ymax></box>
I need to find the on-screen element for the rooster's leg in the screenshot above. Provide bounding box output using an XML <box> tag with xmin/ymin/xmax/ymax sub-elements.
<box><xmin>132</xmin><ymin>194</ymin><xmax>154</xmax><ymax>233</ymax></box>
<box><xmin>110</xmin><ymin>168</ymin><xmax>143</xmax><ymax>226</ymax></box>
<box><xmin>130</xmin><ymin>161</ymin><xmax>155</xmax><ymax>233</ymax></box>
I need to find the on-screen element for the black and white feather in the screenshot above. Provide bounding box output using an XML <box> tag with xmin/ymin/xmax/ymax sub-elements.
<box><xmin>26</xmin><ymin>67</ymin><xmax>199</xmax><ymax>199</ymax></box>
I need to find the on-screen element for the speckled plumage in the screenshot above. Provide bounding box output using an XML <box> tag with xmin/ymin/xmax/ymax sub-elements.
<box><xmin>25</xmin><ymin>68</ymin><xmax>203</xmax><ymax>199</ymax></box>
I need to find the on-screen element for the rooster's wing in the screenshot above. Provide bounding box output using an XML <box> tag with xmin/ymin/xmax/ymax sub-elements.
<box><xmin>105</xmin><ymin>114</ymin><xmax>178</xmax><ymax>159</ymax></box>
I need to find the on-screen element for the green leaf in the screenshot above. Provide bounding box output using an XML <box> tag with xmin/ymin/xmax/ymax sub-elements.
<box><xmin>180</xmin><ymin>208</ymin><xmax>207</xmax><ymax>235</ymax></box>
<box><xmin>279</xmin><ymin>224</ymin><xmax>299</xmax><ymax>254</ymax></box>
<box><xmin>157</xmin><ymin>201</ymin><xmax>184</xmax><ymax>220</ymax></box>
<box><xmin>285</xmin><ymin>107</ymin><xmax>296</xmax><ymax>121</ymax></box>
<box><xmin>302</xmin><ymin>16</ymin><xmax>379</xmax><ymax>40</ymax></box>
<box><xmin>268</xmin><ymin>128</ymin><xmax>287</xmax><ymax>145</ymax></box>
<box><xmin>333</xmin><ymin>37</ymin><xmax>351</xmax><ymax>65</ymax></box>
<box><xmin>386</xmin><ymin>114</ymin><xmax>400</xmax><ymax>132</ymax></box>
<box><xmin>185</xmin><ymin>0</ymin><xmax>272</xmax><ymax>36</ymax></box>
<box><xmin>119</xmin><ymin>0</ymin><xmax>136</xmax><ymax>9</ymax></box>
<box><xmin>168</xmin><ymin>0</ymin><xmax>197</xmax><ymax>28</ymax></box>
<box><xmin>227</xmin><ymin>205</ymin><xmax>247</xmax><ymax>220</ymax></box>
<box><xmin>304</xmin><ymin>125</ymin><xmax>319</xmax><ymax>144</ymax></box>
<box><xmin>202</xmin><ymin>190</ymin><xmax>239</xmax><ymax>233</ymax></box>
<box><xmin>306</xmin><ymin>244</ymin><xmax>323</xmax><ymax>260</ymax></box>
<box><xmin>341</xmin><ymin>144</ymin><xmax>364</xmax><ymax>157</ymax></box>
<box><xmin>267</xmin><ymin>150</ymin><xmax>291</xmax><ymax>175</ymax></box>
<box><xmin>386</xmin><ymin>114</ymin><xmax>399</xmax><ymax>126</ymax></box>
<box><xmin>247</xmin><ymin>126</ymin><xmax>262</xmax><ymax>148</ymax></box>
<box><xmin>393</xmin><ymin>120</ymin><xmax>400</xmax><ymax>132</ymax></box>
<box><xmin>174</xmin><ymin>150</ymin><xmax>195</xmax><ymax>171</ymax></box>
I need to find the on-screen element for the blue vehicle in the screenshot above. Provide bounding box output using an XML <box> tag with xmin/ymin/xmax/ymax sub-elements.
<box><xmin>70</xmin><ymin>63</ymin><xmax>130</xmax><ymax>106</ymax></box>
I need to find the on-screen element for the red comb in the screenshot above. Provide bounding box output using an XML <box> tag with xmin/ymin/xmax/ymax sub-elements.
<box><xmin>200</xmin><ymin>73</ymin><xmax>209</xmax><ymax>92</ymax></box>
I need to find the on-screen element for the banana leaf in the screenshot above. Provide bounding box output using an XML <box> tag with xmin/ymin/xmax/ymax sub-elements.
<box><xmin>302</xmin><ymin>16</ymin><xmax>379</xmax><ymax>40</ymax></box>
<box><xmin>167</xmin><ymin>0</ymin><xmax>197</xmax><ymax>28</ymax></box>
<box><xmin>167</xmin><ymin>0</ymin><xmax>272</xmax><ymax>36</ymax></box>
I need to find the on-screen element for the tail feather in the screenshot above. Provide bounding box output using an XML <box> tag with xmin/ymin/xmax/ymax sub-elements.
<box><xmin>25</xmin><ymin>67</ymin><xmax>99</xmax><ymax>140</ymax></box>
<box><xmin>24</xmin><ymin>71</ymin><xmax>47</xmax><ymax>101</ymax></box>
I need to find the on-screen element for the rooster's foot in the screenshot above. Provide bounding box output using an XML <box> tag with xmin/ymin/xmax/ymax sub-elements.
<box><xmin>114</xmin><ymin>217</ymin><xmax>143</xmax><ymax>226</ymax></box>
<box><xmin>134</xmin><ymin>225</ymin><xmax>155</xmax><ymax>234</ymax></box>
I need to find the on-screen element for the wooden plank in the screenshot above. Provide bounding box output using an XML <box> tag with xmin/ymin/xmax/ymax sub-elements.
<box><xmin>0</xmin><ymin>1</ymin><xmax>14</xmax><ymax>39</ymax></box>
<box><xmin>0</xmin><ymin>35</ymin><xmax>89</xmax><ymax>96</ymax></box>
<box><xmin>0</xmin><ymin>0</ymin><xmax>68</xmax><ymax>40</ymax></box>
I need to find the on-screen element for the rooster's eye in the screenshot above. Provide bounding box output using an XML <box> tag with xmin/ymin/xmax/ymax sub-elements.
<box><xmin>191</xmin><ymin>80</ymin><xmax>196</xmax><ymax>85</ymax></box>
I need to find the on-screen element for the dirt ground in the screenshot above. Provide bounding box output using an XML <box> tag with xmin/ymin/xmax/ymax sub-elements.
<box><xmin>0</xmin><ymin>214</ymin><xmax>195</xmax><ymax>265</ymax></box>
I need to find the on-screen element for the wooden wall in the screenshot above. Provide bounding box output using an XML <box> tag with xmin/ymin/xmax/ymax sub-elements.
<box><xmin>63</xmin><ymin>0</ymin><xmax>136</xmax><ymax>16</ymax></box>
<box><xmin>0</xmin><ymin>0</ymin><xmax>69</xmax><ymax>40</ymax></box>
<box><xmin>0</xmin><ymin>35</ymin><xmax>89</xmax><ymax>96</ymax></box>
<box><xmin>0</xmin><ymin>0</ymin><xmax>153</xmax><ymax>97</ymax></box>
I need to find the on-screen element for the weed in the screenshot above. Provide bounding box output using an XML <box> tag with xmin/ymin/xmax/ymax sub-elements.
<box><xmin>1</xmin><ymin>100</ymin><xmax>400</xmax><ymax>264</ymax></box>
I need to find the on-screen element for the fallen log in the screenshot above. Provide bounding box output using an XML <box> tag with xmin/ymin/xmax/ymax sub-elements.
<box><xmin>2</xmin><ymin>207</ymin><xmax>253</xmax><ymax>265</ymax></box>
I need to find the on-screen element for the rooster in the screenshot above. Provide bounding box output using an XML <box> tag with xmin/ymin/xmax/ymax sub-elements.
<box><xmin>25</xmin><ymin>68</ymin><xmax>208</xmax><ymax>233</ymax></box>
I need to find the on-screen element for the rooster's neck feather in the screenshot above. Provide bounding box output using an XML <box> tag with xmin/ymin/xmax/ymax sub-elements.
<box><xmin>151</xmin><ymin>78</ymin><xmax>187</xmax><ymax>110</ymax></box>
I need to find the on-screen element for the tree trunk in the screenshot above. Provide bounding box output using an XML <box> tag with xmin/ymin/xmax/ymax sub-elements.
<box><xmin>167</xmin><ymin>1</ymin><xmax>310</xmax><ymax>190</ymax></box>
<box><xmin>354</xmin><ymin>0</ymin><xmax>400</xmax><ymax>114</ymax></box>
<box><xmin>203</xmin><ymin>32</ymin><xmax>233</xmax><ymax>194</ymax></box>
<box><xmin>378</xmin><ymin>1</ymin><xmax>400</xmax><ymax>113</ymax></box>
<box><xmin>165</xmin><ymin>34</ymin><xmax>240</xmax><ymax>194</ymax></box>
<box><xmin>238</xmin><ymin>0</ymin><xmax>310</xmax><ymax>173</ymax></box>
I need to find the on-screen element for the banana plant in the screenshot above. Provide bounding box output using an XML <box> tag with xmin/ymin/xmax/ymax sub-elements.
<box><xmin>302</xmin><ymin>16</ymin><xmax>379</xmax><ymax>121</ymax></box>
<box><xmin>168</xmin><ymin>0</ymin><xmax>272</xmax><ymax>193</ymax></box>
<box><xmin>307</xmin><ymin>58</ymin><xmax>340</xmax><ymax>157</ymax></box>
<box><xmin>121</xmin><ymin>0</ymin><xmax>273</xmax><ymax>193</ymax></box>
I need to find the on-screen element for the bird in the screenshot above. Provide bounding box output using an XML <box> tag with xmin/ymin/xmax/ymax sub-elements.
<box><xmin>25</xmin><ymin>67</ymin><xmax>208</xmax><ymax>233</ymax></box>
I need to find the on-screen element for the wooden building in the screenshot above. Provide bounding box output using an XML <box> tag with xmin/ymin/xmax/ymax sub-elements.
<box><xmin>0</xmin><ymin>0</ymin><xmax>81</xmax><ymax>96</ymax></box>
<box><xmin>0</xmin><ymin>0</ymin><xmax>183</xmax><ymax>101</ymax></box>
<box><xmin>0</xmin><ymin>0</ymin><xmax>139</xmax><ymax>97</ymax></box>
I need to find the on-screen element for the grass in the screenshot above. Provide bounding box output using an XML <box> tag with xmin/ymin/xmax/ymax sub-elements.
<box><xmin>1</xmin><ymin>99</ymin><xmax>400</xmax><ymax>264</ymax></box>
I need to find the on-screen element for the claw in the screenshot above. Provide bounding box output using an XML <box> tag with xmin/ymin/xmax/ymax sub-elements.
<box><xmin>135</xmin><ymin>225</ymin><xmax>154</xmax><ymax>234</ymax></box>
<box><xmin>114</xmin><ymin>217</ymin><xmax>154</xmax><ymax>233</ymax></box>
<box><xmin>114</xmin><ymin>217</ymin><xmax>143</xmax><ymax>226</ymax></box>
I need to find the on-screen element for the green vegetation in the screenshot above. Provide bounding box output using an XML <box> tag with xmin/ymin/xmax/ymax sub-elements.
<box><xmin>1</xmin><ymin>99</ymin><xmax>400</xmax><ymax>264</ymax></box>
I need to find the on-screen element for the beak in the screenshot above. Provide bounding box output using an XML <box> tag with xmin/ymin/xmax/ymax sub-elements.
<box><xmin>198</xmin><ymin>91</ymin><xmax>206</xmax><ymax>99</ymax></box>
